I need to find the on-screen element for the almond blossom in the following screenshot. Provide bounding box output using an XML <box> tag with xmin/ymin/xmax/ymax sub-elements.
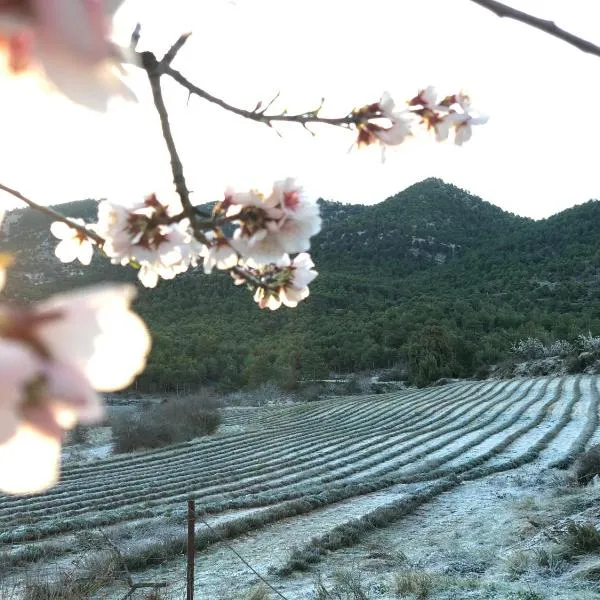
<box><xmin>354</xmin><ymin>92</ymin><xmax>413</xmax><ymax>154</ymax></box>
<box><xmin>251</xmin><ymin>252</ymin><xmax>318</xmax><ymax>311</ymax></box>
<box><xmin>50</xmin><ymin>218</ymin><xmax>94</xmax><ymax>265</ymax></box>
<box><xmin>444</xmin><ymin>112</ymin><xmax>489</xmax><ymax>146</ymax></box>
<box><xmin>95</xmin><ymin>194</ymin><xmax>201</xmax><ymax>288</ymax></box>
<box><xmin>0</xmin><ymin>0</ymin><xmax>136</xmax><ymax>111</ymax></box>
<box><xmin>0</xmin><ymin>284</ymin><xmax>150</xmax><ymax>494</ymax></box>
<box><xmin>201</xmin><ymin>234</ymin><xmax>238</xmax><ymax>274</ymax></box>
<box><xmin>228</xmin><ymin>179</ymin><xmax>321</xmax><ymax>264</ymax></box>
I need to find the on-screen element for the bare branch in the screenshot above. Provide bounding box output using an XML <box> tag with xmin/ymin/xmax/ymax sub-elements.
<box><xmin>129</xmin><ymin>23</ymin><xmax>141</xmax><ymax>51</ymax></box>
<box><xmin>163</xmin><ymin>65</ymin><xmax>358</xmax><ymax>130</ymax></box>
<box><xmin>467</xmin><ymin>0</ymin><xmax>600</xmax><ymax>58</ymax></box>
<box><xmin>144</xmin><ymin>63</ymin><xmax>206</xmax><ymax>242</ymax></box>
<box><xmin>0</xmin><ymin>182</ymin><xmax>104</xmax><ymax>245</ymax></box>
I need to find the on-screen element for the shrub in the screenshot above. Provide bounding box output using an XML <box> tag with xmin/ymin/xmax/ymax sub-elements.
<box><xmin>112</xmin><ymin>389</ymin><xmax>221</xmax><ymax>453</ymax></box>
<box><xmin>313</xmin><ymin>570</ymin><xmax>372</xmax><ymax>600</ymax></box>
<box><xmin>560</xmin><ymin>522</ymin><xmax>600</xmax><ymax>558</ymax></box>
<box><xmin>507</xmin><ymin>592</ymin><xmax>545</xmax><ymax>600</ymax></box>
<box><xmin>245</xmin><ymin>584</ymin><xmax>270</xmax><ymax>600</ymax></box>
<box><xmin>504</xmin><ymin>551</ymin><xmax>531</xmax><ymax>579</ymax></box>
<box><xmin>65</xmin><ymin>424</ymin><xmax>90</xmax><ymax>445</ymax></box>
<box><xmin>578</xmin><ymin>332</ymin><xmax>600</xmax><ymax>352</ymax></box>
<box><xmin>543</xmin><ymin>340</ymin><xmax>573</xmax><ymax>358</ymax></box>
<box><xmin>572</xmin><ymin>444</ymin><xmax>600</xmax><ymax>485</ymax></box>
<box><xmin>511</xmin><ymin>337</ymin><xmax>547</xmax><ymax>360</ymax></box>
<box><xmin>533</xmin><ymin>548</ymin><xmax>566</xmax><ymax>576</ymax></box>
<box><xmin>510</xmin><ymin>337</ymin><xmax>574</xmax><ymax>360</ymax></box>
<box><xmin>393</xmin><ymin>570</ymin><xmax>433</xmax><ymax>600</ymax></box>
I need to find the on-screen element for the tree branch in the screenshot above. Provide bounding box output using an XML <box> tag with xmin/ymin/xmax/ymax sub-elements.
<box><xmin>143</xmin><ymin>53</ymin><xmax>207</xmax><ymax>243</ymax></box>
<box><xmin>0</xmin><ymin>182</ymin><xmax>104</xmax><ymax>245</ymax></box>
<box><xmin>163</xmin><ymin>65</ymin><xmax>358</xmax><ymax>129</ymax></box>
<box><xmin>467</xmin><ymin>0</ymin><xmax>600</xmax><ymax>58</ymax></box>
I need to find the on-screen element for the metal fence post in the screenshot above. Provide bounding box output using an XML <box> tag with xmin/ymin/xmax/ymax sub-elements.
<box><xmin>187</xmin><ymin>499</ymin><xmax>195</xmax><ymax>600</ymax></box>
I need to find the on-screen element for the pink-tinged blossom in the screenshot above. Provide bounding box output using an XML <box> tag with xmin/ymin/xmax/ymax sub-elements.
<box><xmin>408</xmin><ymin>86</ymin><xmax>438</xmax><ymax>108</ymax></box>
<box><xmin>355</xmin><ymin>93</ymin><xmax>413</xmax><ymax>156</ymax></box>
<box><xmin>0</xmin><ymin>356</ymin><xmax>102</xmax><ymax>494</ymax></box>
<box><xmin>0</xmin><ymin>0</ymin><xmax>136</xmax><ymax>111</ymax></box>
<box><xmin>229</xmin><ymin>179</ymin><xmax>321</xmax><ymax>264</ymax></box>
<box><xmin>95</xmin><ymin>195</ymin><xmax>200</xmax><ymax>288</ymax></box>
<box><xmin>50</xmin><ymin>219</ymin><xmax>94</xmax><ymax>265</ymax></box>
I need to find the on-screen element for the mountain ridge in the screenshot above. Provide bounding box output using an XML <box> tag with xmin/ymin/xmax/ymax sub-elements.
<box><xmin>2</xmin><ymin>178</ymin><xmax>600</xmax><ymax>390</ymax></box>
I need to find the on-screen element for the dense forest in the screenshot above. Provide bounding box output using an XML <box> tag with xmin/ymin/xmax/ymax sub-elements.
<box><xmin>3</xmin><ymin>178</ymin><xmax>600</xmax><ymax>391</ymax></box>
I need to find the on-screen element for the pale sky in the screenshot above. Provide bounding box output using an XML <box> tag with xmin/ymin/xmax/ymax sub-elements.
<box><xmin>1</xmin><ymin>0</ymin><xmax>599</xmax><ymax>219</ymax></box>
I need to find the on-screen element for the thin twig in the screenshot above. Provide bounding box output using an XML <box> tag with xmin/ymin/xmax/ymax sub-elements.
<box><xmin>161</xmin><ymin>32</ymin><xmax>192</xmax><ymax>67</ymax></box>
<box><xmin>0</xmin><ymin>182</ymin><xmax>104</xmax><ymax>245</ymax></box>
<box><xmin>467</xmin><ymin>0</ymin><xmax>600</xmax><ymax>58</ymax></box>
<box><xmin>163</xmin><ymin>65</ymin><xmax>357</xmax><ymax>129</ymax></box>
<box><xmin>196</xmin><ymin>513</ymin><xmax>292</xmax><ymax>600</ymax></box>
<box><xmin>96</xmin><ymin>529</ymin><xmax>134</xmax><ymax>589</ymax></box>
<box><xmin>129</xmin><ymin>23</ymin><xmax>141</xmax><ymax>51</ymax></box>
<box><xmin>144</xmin><ymin>59</ymin><xmax>205</xmax><ymax>242</ymax></box>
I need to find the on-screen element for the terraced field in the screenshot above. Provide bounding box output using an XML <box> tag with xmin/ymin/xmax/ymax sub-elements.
<box><xmin>1</xmin><ymin>375</ymin><xmax>599</xmax><ymax>599</ymax></box>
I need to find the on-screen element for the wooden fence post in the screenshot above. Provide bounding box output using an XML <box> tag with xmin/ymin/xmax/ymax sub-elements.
<box><xmin>187</xmin><ymin>499</ymin><xmax>195</xmax><ymax>600</ymax></box>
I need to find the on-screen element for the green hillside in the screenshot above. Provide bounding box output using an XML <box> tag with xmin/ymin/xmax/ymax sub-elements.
<box><xmin>2</xmin><ymin>178</ymin><xmax>600</xmax><ymax>390</ymax></box>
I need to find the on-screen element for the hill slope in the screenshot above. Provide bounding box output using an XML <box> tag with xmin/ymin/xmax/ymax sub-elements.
<box><xmin>2</xmin><ymin>179</ymin><xmax>600</xmax><ymax>390</ymax></box>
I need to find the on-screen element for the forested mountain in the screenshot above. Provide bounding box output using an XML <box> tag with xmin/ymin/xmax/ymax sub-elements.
<box><xmin>3</xmin><ymin>178</ymin><xmax>600</xmax><ymax>390</ymax></box>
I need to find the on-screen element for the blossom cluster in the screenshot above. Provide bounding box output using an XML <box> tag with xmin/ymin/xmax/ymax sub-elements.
<box><xmin>50</xmin><ymin>178</ymin><xmax>321</xmax><ymax>310</ymax></box>
<box><xmin>353</xmin><ymin>87</ymin><xmax>488</xmax><ymax>158</ymax></box>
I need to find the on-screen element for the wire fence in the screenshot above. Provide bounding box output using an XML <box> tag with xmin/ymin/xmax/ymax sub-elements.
<box><xmin>0</xmin><ymin>499</ymin><xmax>307</xmax><ymax>600</ymax></box>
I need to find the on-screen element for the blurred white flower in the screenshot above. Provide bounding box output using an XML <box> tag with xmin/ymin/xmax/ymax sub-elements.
<box><xmin>0</xmin><ymin>0</ymin><xmax>137</xmax><ymax>111</ymax></box>
<box><xmin>50</xmin><ymin>219</ymin><xmax>94</xmax><ymax>265</ymax></box>
<box><xmin>34</xmin><ymin>284</ymin><xmax>151</xmax><ymax>392</ymax></box>
<box><xmin>0</xmin><ymin>283</ymin><xmax>149</xmax><ymax>494</ymax></box>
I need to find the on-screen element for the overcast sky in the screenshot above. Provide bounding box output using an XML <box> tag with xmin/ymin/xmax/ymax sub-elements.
<box><xmin>1</xmin><ymin>0</ymin><xmax>599</xmax><ymax>219</ymax></box>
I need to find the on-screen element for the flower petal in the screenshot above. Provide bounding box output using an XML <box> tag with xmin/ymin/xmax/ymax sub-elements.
<box><xmin>35</xmin><ymin>285</ymin><xmax>151</xmax><ymax>392</ymax></box>
<box><xmin>54</xmin><ymin>238</ymin><xmax>80</xmax><ymax>263</ymax></box>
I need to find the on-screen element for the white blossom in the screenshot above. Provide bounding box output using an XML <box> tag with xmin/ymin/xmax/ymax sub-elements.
<box><xmin>252</xmin><ymin>252</ymin><xmax>318</xmax><ymax>311</ymax></box>
<box><xmin>230</xmin><ymin>179</ymin><xmax>321</xmax><ymax>264</ymax></box>
<box><xmin>449</xmin><ymin>113</ymin><xmax>489</xmax><ymax>146</ymax></box>
<box><xmin>0</xmin><ymin>0</ymin><xmax>137</xmax><ymax>111</ymax></box>
<box><xmin>201</xmin><ymin>235</ymin><xmax>238</xmax><ymax>274</ymax></box>
<box><xmin>95</xmin><ymin>196</ymin><xmax>200</xmax><ymax>288</ymax></box>
<box><xmin>50</xmin><ymin>219</ymin><xmax>94</xmax><ymax>265</ymax></box>
<box><xmin>279</xmin><ymin>252</ymin><xmax>318</xmax><ymax>308</ymax></box>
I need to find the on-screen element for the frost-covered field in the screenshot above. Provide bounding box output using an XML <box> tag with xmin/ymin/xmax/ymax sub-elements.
<box><xmin>1</xmin><ymin>375</ymin><xmax>600</xmax><ymax>599</ymax></box>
